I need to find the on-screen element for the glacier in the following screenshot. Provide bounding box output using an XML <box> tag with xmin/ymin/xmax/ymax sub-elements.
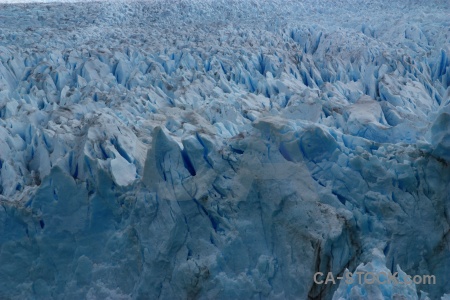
<box><xmin>0</xmin><ymin>0</ymin><xmax>449</xmax><ymax>299</ymax></box>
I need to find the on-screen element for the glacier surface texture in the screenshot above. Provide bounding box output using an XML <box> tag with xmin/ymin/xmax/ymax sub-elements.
<box><xmin>0</xmin><ymin>0</ymin><xmax>449</xmax><ymax>299</ymax></box>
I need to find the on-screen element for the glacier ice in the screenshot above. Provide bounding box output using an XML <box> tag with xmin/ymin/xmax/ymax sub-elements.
<box><xmin>333</xmin><ymin>250</ymin><xmax>422</xmax><ymax>300</ymax></box>
<box><xmin>333</xmin><ymin>250</ymin><xmax>449</xmax><ymax>300</ymax></box>
<box><xmin>0</xmin><ymin>0</ymin><xmax>449</xmax><ymax>299</ymax></box>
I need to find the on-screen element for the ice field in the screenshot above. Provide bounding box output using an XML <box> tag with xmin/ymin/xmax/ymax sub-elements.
<box><xmin>0</xmin><ymin>0</ymin><xmax>449</xmax><ymax>299</ymax></box>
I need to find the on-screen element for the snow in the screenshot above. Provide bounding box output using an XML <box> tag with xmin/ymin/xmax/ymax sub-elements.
<box><xmin>110</xmin><ymin>155</ymin><xmax>136</xmax><ymax>186</ymax></box>
<box><xmin>0</xmin><ymin>0</ymin><xmax>449</xmax><ymax>299</ymax></box>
